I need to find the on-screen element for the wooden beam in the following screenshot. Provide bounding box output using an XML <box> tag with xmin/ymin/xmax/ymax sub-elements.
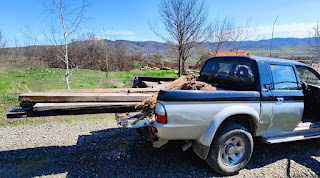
<box><xmin>8</xmin><ymin>102</ymin><xmax>142</xmax><ymax>118</ymax></box>
<box><xmin>19</xmin><ymin>92</ymin><xmax>151</xmax><ymax>103</ymax></box>
<box><xmin>49</xmin><ymin>88</ymin><xmax>160</xmax><ymax>93</ymax></box>
<box><xmin>33</xmin><ymin>102</ymin><xmax>140</xmax><ymax>111</ymax></box>
<box><xmin>7</xmin><ymin>111</ymin><xmax>27</xmax><ymax>118</ymax></box>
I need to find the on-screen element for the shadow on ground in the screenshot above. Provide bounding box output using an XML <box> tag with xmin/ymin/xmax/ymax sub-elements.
<box><xmin>0</xmin><ymin>128</ymin><xmax>319</xmax><ymax>177</ymax></box>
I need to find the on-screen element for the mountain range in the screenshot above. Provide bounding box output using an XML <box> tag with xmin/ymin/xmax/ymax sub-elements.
<box><xmin>104</xmin><ymin>37</ymin><xmax>313</xmax><ymax>56</ymax></box>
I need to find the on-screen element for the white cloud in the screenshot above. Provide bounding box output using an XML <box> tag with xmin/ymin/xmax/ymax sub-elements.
<box><xmin>94</xmin><ymin>30</ymin><xmax>136</xmax><ymax>40</ymax></box>
<box><xmin>252</xmin><ymin>23</ymin><xmax>317</xmax><ymax>40</ymax></box>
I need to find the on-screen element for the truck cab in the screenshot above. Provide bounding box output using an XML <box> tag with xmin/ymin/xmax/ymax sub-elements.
<box><xmin>254</xmin><ymin>57</ymin><xmax>320</xmax><ymax>140</ymax></box>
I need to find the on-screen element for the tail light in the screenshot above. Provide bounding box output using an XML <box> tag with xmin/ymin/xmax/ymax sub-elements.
<box><xmin>155</xmin><ymin>102</ymin><xmax>167</xmax><ymax>123</ymax></box>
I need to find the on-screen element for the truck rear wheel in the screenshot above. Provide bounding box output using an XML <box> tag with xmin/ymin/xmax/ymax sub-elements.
<box><xmin>206</xmin><ymin>122</ymin><xmax>253</xmax><ymax>176</ymax></box>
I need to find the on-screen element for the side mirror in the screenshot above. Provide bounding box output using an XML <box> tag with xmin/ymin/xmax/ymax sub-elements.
<box><xmin>263</xmin><ymin>83</ymin><xmax>272</xmax><ymax>92</ymax></box>
<box><xmin>300</xmin><ymin>81</ymin><xmax>308</xmax><ymax>92</ymax></box>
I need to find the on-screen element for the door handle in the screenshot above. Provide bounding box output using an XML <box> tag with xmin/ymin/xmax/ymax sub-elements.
<box><xmin>277</xmin><ymin>97</ymin><xmax>284</xmax><ymax>102</ymax></box>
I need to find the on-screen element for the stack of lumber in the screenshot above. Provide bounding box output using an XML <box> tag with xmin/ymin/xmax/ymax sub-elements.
<box><xmin>8</xmin><ymin>88</ymin><xmax>159</xmax><ymax>118</ymax></box>
<box><xmin>7</xmin><ymin>75</ymin><xmax>217</xmax><ymax>119</ymax></box>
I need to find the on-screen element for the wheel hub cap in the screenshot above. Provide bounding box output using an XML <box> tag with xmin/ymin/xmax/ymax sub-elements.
<box><xmin>221</xmin><ymin>136</ymin><xmax>246</xmax><ymax>165</ymax></box>
<box><xmin>225</xmin><ymin>144</ymin><xmax>236</xmax><ymax>155</ymax></box>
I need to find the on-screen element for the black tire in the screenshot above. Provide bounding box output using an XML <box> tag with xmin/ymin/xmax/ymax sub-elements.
<box><xmin>206</xmin><ymin>122</ymin><xmax>253</xmax><ymax>176</ymax></box>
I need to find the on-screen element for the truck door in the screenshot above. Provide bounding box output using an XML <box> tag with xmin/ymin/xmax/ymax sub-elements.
<box><xmin>266</xmin><ymin>64</ymin><xmax>304</xmax><ymax>133</ymax></box>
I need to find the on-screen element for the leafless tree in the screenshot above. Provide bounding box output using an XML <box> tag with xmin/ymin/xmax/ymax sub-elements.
<box><xmin>151</xmin><ymin>0</ymin><xmax>209</xmax><ymax>76</ymax></box>
<box><xmin>309</xmin><ymin>22</ymin><xmax>320</xmax><ymax>57</ymax></box>
<box><xmin>110</xmin><ymin>41</ymin><xmax>127</xmax><ymax>71</ymax></box>
<box><xmin>196</xmin><ymin>17</ymin><xmax>262</xmax><ymax>65</ymax></box>
<box><xmin>0</xmin><ymin>29</ymin><xmax>7</xmax><ymax>48</ymax></box>
<box><xmin>42</xmin><ymin>0</ymin><xmax>88</xmax><ymax>89</ymax></box>
<box><xmin>208</xmin><ymin>17</ymin><xmax>235</xmax><ymax>55</ymax></box>
<box><xmin>229</xmin><ymin>19</ymin><xmax>259</xmax><ymax>53</ymax></box>
<box><xmin>196</xmin><ymin>16</ymin><xmax>235</xmax><ymax>65</ymax></box>
<box><xmin>270</xmin><ymin>16</ymin><xmax>278</xmax><ymax>57</ymax></box>
<box><xmin>95</xmin><ymin>29</ymin><xmax>125</xmax><ymax>76</ymax></box>
<box><xmin>23</xmin><ymin>26</ymin><xmax>40</xmax><ymax>61</ymax></box>
<box><xmin>0</xmin><ymin>29</ymin><xmax>8</xmax><ymax>57</ymax></box>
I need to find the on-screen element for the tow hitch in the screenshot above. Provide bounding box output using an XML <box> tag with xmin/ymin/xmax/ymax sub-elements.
<box><xmin>116</xmin><ymin>112</ymin><xmax>168</xmax><ymax>148</ymax></box>
<box><xmin>116</xmin><ymin>112</ymin><xmax>151</xmax><ymax>128</ymax></box>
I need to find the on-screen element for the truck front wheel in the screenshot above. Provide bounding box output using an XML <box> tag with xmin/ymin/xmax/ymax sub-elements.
<box><xmin>206</xmin><ymin>122</ymin><xmax>253</xmax><ymax>176</ymax></box>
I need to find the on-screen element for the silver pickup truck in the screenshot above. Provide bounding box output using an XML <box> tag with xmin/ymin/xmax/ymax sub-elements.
<box><xmin>119</xmin><ymin>56</ymin><xmax>320</xmax><ymax>175</ymax></box>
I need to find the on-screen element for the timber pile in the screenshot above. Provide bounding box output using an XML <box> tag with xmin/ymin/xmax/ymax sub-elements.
<box><xmin>8</xmin><ymin>88</ymin><xmax>159</xmax><ymax>118</ymax></box>
<box><xmin>8</xmin><ymin>76</ymin><xmax>217</xmax><ymax>119</ymax></box>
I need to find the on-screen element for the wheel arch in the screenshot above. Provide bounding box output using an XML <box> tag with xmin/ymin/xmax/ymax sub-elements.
<box><xmin>193</xmin><ymin>105</ymin><xmax>259</xmax><ymax>159</ymax></box>
<box><xmin>221</xmin><ymin>114</ymin><xmax>257</xmax><ymax>136</ymax></box>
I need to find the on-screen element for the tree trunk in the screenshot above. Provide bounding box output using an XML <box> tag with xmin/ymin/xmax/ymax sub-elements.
<box><xmin>178</xmin><ymin>55</ymin><xmax>181</xmax><ymax>77</ymax></box>
<box><xmin>105</xmin><ymin>53</ymin><xmax>109</xmax><ymax>78</ymax></box>
<box><xmin>59</xmin><ymin>0</ymin><xmax>70</xmax><ymax>89</ymax></box>
<box><xmin>178</xmin><ymin>45</ymin><xmax>182</xmax><ymax>77</ymax></box>
<box><xmin>65</xmin><ymin>66</ymin><xmax>70</xmax><ymax>89</ymax></box>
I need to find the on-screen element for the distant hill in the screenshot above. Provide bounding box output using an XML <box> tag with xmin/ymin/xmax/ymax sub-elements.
<box><xmin>104</xmin><ymin>39</ymin><xmax>168</xmax><ymax>54</ymax></box>
<box><xmin>105</xmin><ymin>37</ymin><xmax>313</xmax><ymax>56</ymax></box>
<box><xmin>4</xmin><ymin>37</ymin><xmax>312</xmax><ymax>57</ymax></box>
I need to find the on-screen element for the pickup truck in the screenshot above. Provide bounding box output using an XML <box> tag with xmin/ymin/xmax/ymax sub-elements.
<box><xmin>118</xmin><ymin>56</ymin><xmax>320</xmax><ymax>175</ymax></box>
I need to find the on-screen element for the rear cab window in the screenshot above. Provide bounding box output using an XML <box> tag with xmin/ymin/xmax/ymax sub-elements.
<box><xmin>200</xmin><ymin>59</ymin><xmax>258</xmax><ymax>91</ymax></box>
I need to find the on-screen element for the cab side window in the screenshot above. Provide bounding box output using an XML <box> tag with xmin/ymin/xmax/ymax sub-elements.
<box><xmin>270</xmin><ymin>65</ymin><xmax>299</xmax><ymax>90</ymax></box>
<box><xmin>296</xmin><ymin>66</ymin><xmax>320</xmax><ymax>86</ymax></box>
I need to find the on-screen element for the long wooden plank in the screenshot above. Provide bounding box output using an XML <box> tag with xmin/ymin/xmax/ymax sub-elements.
<box><xmin>8</xmin><ymin>107</ymin><xmax>142</xmax><ymax>118</ymax></box>
<box><xmin>7</xmin><ymin>102</ymin><xmax>142</xmax><ymax>118</ymax></box>
<box><xmin>33</xmin><ymin>102</ymin><xmax>140</xmax><ymax>111</ymax></box>
<box><xmin>49</xmin><ymin>88</ymin><xmax>160</xmax><ymax>93</ymax></box>
<box><xmin>19</xmin><ymin>92</ymin><xmax>151</xmax><ymax>103</ymax></box>
<box><xmin>7</xmin><ymin>111</ymin><xmax>27</xmax><ymax>118</ymax></box>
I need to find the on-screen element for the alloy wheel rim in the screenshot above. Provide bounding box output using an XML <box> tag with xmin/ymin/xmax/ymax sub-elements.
<box><xmin>221</xmin><ymin>136</ymin><xmax>246</xmax><ymax>165</ymax></box>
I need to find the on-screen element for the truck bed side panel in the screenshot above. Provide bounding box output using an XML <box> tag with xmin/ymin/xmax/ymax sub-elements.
<box><xmin>154</xmin><ymin>90</ymin><xmax>261</xmax><ymax>140</ymax></box>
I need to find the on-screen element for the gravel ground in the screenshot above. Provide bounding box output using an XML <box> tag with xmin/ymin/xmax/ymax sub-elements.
<box><xmin>0</xmin><ymin>121</ymin><xmax>319</xmax><ymax>177</ymax></box>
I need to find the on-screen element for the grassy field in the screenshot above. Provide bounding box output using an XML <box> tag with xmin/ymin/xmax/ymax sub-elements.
<box><xmin>162</xmin><ymin>57</ymin><xmax>199</xmax><ymax>64</ymax></box>
<box><xmin>249</xmin><ymin>46</ymin><xmax>309</xmax><ymax>55</ymax></box>
<box><xmin>0</xmin><ymin>66</ymin><xmax>176</xmax><ymax>126</ymax></box>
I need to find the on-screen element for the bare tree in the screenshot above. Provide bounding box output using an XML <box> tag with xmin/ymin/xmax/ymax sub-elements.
<box><xmin>0</xmin><ymin>29</ymin><xmax>8</xmax><ymax>57</ymax></box>
<box><xmin>0</xmin><ymin>29</ymin><xmax>7</xmax><ymax>48</ymax></box>
<box><xmin>208</xmin><ymin>16</ymin><xmax>235</xmax><ymax>55</ymax></box>
<box><xmin>270</xmin><ymin>16</ymin><xmax>278</xmax><ymax>57</ymax></box>
<box><xmin>23</xmin><ymin>26</ymin><xmax>40</xmax><ymax>61</ymax></box>
<box><xmin>196</xmin><ymin>16</ymin><xmax>235</xmax><ymax>65</ymax></box>
<box><xmin>229</xmin><ymin>19</ymin><xmax>260</xmax><ymax>53</ymax></box>
<box><xmin>42</xmin><ymin>0</ymin><xmax>88</xmax><ymax>89</ymax></box>
<box><xmin>151</xmin><ymin>0</ymin><xmax>209</xmax><ymax>76</ymax></box>
<box><xmin>309</xmin><ymin>22</ymin><xmax>320</xmax><ymax>57</ymax></box>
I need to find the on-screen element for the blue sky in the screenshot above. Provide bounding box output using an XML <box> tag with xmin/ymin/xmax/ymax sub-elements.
<box><xmin>1</xmin><ymin>0</ymin><xmax>320</xmax><ymax>46</ymax></box>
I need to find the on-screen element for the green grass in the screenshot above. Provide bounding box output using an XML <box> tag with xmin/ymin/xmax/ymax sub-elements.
<box><xmin>163</xmin><ymin>57</ymin><xmax>199</xmax><ymax>64</ymax></box>
<box><xmin>250</xmin><ymin>46</ymin><xmax>309</xmax><ymax>55</ymax></box>
<box><xmin>132</xmin><ymin>60</ymin><xmax>146</xmax><ymax>69</ymax></box>
<box><xmin>0</xmin><ymin>66</ymin><xmax>177</xmax><ymax>126</ymax></box>
<box><xmin>108</xmin><ymin>69</ymin><xmax>176</xmax><ymax>87</ymax></box>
